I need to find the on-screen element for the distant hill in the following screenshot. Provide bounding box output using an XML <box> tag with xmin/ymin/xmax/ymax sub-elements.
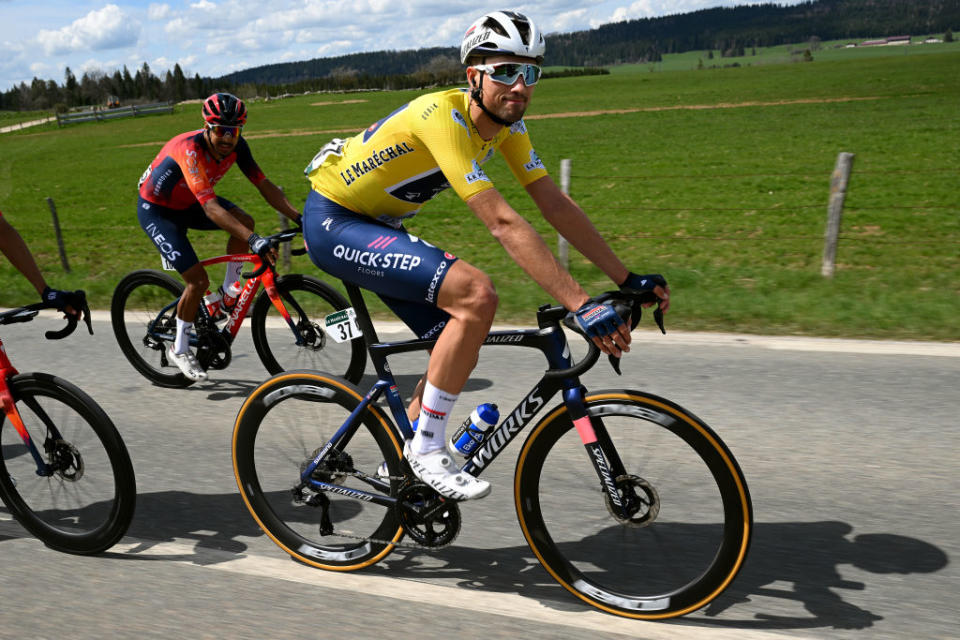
<box><xmin>219</xmin><ymin>0</ymin><xmax>960</xmax><ymax>84</ymax></box>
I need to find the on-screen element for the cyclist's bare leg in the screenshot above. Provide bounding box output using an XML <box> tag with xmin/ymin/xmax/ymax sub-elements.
<box><xmin>427</xmin><ymin>259</ymin><xmax>496</xmax><ymax>395</ymax></box>
<box><xmin>177</xmin><ymin>262</ymin><xmax>209</xmax><ymax>324</ymax></box>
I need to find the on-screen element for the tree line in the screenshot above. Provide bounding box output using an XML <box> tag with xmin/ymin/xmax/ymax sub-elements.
<box><xmin>3</xmin><ymin>0</ymin><xmax>957</xmax><ymax>112</ymax></box>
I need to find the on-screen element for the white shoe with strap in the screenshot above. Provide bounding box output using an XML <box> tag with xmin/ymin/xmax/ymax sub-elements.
<box><xmin>167</xmin><ymin>344</ymin><xmax>208</xmax><ymax>382</ymax></box>
<box><xmin>404</xmin><ymin>441</ymin><xmax>490</xmax><ymax>501</ymax></box>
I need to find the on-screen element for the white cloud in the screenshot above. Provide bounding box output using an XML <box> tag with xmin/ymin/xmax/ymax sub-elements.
<box><xmin>148</xmin><ymin>3</ymin><xmax>172</xmax><ymax>21</ymax></box>
<box><xmin>35</xmin><ymin>5</ymin><xmax>140</xmax><ymax>56</ymax></box>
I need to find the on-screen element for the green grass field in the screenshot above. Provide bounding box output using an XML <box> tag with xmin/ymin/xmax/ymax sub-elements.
<box><xmin>1</xmin><ymin>46</ymin><xmax>958</xmax><ymax>340</ymax></box>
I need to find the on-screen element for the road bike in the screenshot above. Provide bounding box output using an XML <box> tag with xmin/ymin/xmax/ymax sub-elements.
<box><xmin>232</xmin><ymin>281</ymin><xmax>753</xmax><ymax>619</ymax></box>
<box><xmin>111</xmin><ymin>229</ymin><xmax>366</xmax><ymax>388</ymax></box>
<box><xmin>0</xmin><ymin>296</ymin><xmax>136</xmax><ymax>554</ymax></box>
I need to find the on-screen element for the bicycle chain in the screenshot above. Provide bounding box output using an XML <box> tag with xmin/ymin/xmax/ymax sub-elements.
<box><xmin>314</xmin><ymin>470</ymin><xmax>457</xmax><ymax>551</ymax></box>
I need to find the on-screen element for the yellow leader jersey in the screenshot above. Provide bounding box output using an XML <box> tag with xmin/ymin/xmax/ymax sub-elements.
<box><xmin>305</xmin><ymin>88</ymin><xmax>548</xmax><ymax>228</ymax></box>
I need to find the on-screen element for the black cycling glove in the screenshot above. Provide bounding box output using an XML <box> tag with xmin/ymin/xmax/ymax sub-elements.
<box><xmin>247</xmin><ymin>232</ymin><xmax>273</xmax><ymax>260</ymax></box>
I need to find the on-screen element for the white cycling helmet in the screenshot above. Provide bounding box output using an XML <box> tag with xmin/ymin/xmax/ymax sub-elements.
<box><xmin>459</xmin><ymin>10</ymin><xmax>545</xmax><ymax>65</ymax></box>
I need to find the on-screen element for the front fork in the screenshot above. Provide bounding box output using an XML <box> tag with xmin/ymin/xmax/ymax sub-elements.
<box><xmin>0</xmin><ymin>382</ymin><xmax>53</xmax><ymax>477</ymax></box>
<box><xmin>563</xmin><ymin>386</ymin><xmax>633</xmax><ymax>520</ymax></box>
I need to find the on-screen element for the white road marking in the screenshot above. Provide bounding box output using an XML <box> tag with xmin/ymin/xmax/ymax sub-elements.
<box><xmin>100</xmin><ymin>537</ymin><xmax>815</xmax><ymax>640</ymax></box>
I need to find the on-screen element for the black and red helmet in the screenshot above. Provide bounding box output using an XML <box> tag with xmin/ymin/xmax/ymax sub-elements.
<box><xmin>201</xmin><ymin>92</ymin><xmax>247</xmax><ymax>126</ymax></box>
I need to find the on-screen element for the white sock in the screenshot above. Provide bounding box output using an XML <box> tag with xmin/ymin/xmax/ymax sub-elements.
<box><xmin>223</xmin><ymin>262</ymin><xmax>243</xmax><ymax>292</ymax></box>
<box><xmin>174</xmin><ymin>318</ymin><xmax>193</xmax><ymax>355</ymax></box>
<box><xmin>411</xmin><ymin>381</ymin><xmax>458</xmax><ymax>454</ymax></box>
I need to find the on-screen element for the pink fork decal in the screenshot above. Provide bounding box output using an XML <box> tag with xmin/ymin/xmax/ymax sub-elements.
<box><xmin>573</xmin><ymin>416</ymin><xmax>597</xmax><ymax>444</ymax></box>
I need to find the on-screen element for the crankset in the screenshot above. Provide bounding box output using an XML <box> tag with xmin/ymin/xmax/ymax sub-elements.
<box><xmin>196</xmin><ymin>327</ymin><xmax>232</xmax><ymax>370</ymax></box>
<box><xmin>604</xmin><ymin>474</ymin><xmax>660</xmax><ymax>528</ymax></box>
<box><xmin>393</xmin><ymin>480</ymin><xmax>461</xmax><ymax>548</ymax></box>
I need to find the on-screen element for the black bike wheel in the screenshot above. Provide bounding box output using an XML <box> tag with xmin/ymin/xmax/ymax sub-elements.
<box><xmin>233</xmin><ymin>371</ymin><xmax>403</xmax><ymax>570</ymax></box>
<box><xmin>111</xmin><ymin>269</ymin><xmax>192</xmax><ymax>388</ymax></box>
<box><xmin>0</xmin><ymin>373</ymin><xmax>136</xmax><ymax>555</ymax></box>
<box><xmin>515</xmin><ymin>390</ymin><xmax>752</xmax><ymax>619</ymax></box>
<box><xmin>250</xmin><ymin>274</ymin><xmax>366</xmax><ymax>383</ymax></box>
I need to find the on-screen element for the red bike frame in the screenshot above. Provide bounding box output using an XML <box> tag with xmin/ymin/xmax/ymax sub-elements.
<box><xmin>197</xmin><ymin>251</ymin><xmax>301</xmax><ymax>342</ymax></box>
<box><xmin>0</xmin><ymin>337</ymin><xmax>48</xmax><ymax>472</ymax></box>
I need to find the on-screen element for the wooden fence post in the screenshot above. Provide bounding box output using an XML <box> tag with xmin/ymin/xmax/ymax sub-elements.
<box><xmin>822</xmin><ymin>152</ymin><xmax>855</xmax><ymax>278</ymax></box>
<box><xmin>558</xmin><ymin>158</ymin><xmax>571</xmax><ymax>270</ymax></box>
<box><xmin>46</xmin><ymin>197</ymin><xmax>71</xmax><ymax>273</ymax></box>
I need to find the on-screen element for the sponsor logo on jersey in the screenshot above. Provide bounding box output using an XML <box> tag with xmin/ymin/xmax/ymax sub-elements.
<box><xmin>524</xmin><ymin>149</ymin><xmax>544</xmax><ymax>172</ymax></box>
<box><xmin>339</xmin><ymin>142</ymin><xmax>415</xmax><ymax>187</ymax></box>
<box><xmin>425</xmin><ymin>259</ymin><xmax>451</xmax><ymax>303</ymax></box>
<box><xmin>451</xmin><ymin>109</ymin><xmax>470</xmax><ymax>137</ymax></box>
<box><xmin>464</xmin><ymin>160</ymin><xmax>490</xmax><ymax>185</ymax></box>
<box><xmin>421</xmin><ymin>102</ymin><xmax>439</xmax><ymax>120</ymax></box>
<box><xmin>333</xmin><ymin>244</ymin><xmax>422</xmax><ymax>271</ymax></box>
<box><xmin>145</xmin><ymin>222</ymin><xmax>182</xmax><ymax>264</ymax></box>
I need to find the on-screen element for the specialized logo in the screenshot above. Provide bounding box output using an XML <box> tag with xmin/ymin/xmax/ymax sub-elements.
<box><xmin>591</xmin><ymin>445</ymin><xmax>623</xmax><ymax>507</ymax></box>
<box><xmin>339</xmin><ymin>142</ymin><xmax>415</xmax><ymax>187</ymax></box>
<box><xmin>524</xmin><ymin>149</ymin><xmax>544</xmax><ymax>172</ymax></box>
<box><xmin>464</xmin><ymin>160</ymin><xmax>490</xmax><ymax>185</ymax></box>
<box><xmin>321</xmin><ymin>217</ymin><xmax>333</xmax><ymax>231</ymax></box>
<box><xmin>144</xmin><ymin>222</ymin><xmax>181</xmax><ymax>264</ymax></box>
<box><xmin>451</xmin><ymin>109</ymin><xmax>470</xmax><ymax>137</ymax></box>
<box><xmin>484</xmin><ymin>334</ymin><xmax>523</xmax><ymax>344</ymax></box>
<box><xmin>333</xmin><ymin>244</ymin><xmax>422</xmax><ymax>271</ymax></box>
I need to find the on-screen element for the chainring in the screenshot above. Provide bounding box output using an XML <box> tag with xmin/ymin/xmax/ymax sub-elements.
<box><xmin>393</xmin><ymin>480</ymin><xmax>461</xmax><ymax>548</ymax></box>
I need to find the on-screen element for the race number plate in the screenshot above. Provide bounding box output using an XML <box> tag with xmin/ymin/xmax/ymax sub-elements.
<box><xmin>323</xmin><ymin>308</ymin><xmax>362</xmax><ymax>343</ymax></box>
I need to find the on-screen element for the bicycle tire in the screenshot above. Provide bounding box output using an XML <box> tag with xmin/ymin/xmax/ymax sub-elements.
<box><xmin>250</xmin><ymin>274</ymin><xmax>366</xmax><ymax>383</ymax></box>
<box><xmin>0</xmin><ymin>373</ymin><xmax>136</xmax><ymax>555</ymax></box>
<box><xmin>111</xmin><ymin>269</ymin><xmax>192</xmax><ymax>388</ymax></box>
<box><xmin>233</xmin><ymin>371</ymin><xmax>403</xmax><ymax>570</ymax></box>
<box><xmin>514</xmin><ymin>390</ymin><xmax>752</xmax><ymax>619</ymax></box>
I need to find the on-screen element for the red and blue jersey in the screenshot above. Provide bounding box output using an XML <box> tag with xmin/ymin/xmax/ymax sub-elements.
<box><xmin>137</xmin><ymin>130</ymin><xmax>266</xmax><ymax>210</ymax></box>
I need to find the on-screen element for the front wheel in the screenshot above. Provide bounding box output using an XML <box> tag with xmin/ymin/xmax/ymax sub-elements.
<box><xmin>515</xmin><ymin>390</ymin><xmax>752</xmax><ymax>619</ymax></box>
<box><xmin>250</xmin><ymin>274</ymin><xmax>366</xmax><ymax>383</ymax></box>
<box><xmin>0</xmin><ymin>373</ymin><xmax>136</xmax><ymax>554</ymax></box>
<box><xmin>111</xmin><ymin>269</ymin><xmax>192</xmax><ymax>388</ymax></box>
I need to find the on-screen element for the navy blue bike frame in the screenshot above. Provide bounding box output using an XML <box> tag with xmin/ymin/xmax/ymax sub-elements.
<box><xmin>295</xmin><ymin>282</ymin><xmax>634</xmax><ymax>520</ymax></box>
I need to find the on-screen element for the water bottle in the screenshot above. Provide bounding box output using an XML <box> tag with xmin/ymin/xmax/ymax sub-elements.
<box><xmin>202</xmin><ymin>290</ymin><xmax>223</xmax><ymax>319</ymax></box>
<box><xmin>450</xmin><ymin>403</ymin><xmax>499</xmax><ymax>455</ymax></box>
<box><xmin>221</xmin><ymin>280</ymin><xmax>242</xmax><ymax>310</ymax></box>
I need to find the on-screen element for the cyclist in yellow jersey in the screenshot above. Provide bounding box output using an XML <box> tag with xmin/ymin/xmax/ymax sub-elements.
<box><xmin>302</xmin><ymin>10</ymin><xmax>669</xmax><ymax>500</ymax></box>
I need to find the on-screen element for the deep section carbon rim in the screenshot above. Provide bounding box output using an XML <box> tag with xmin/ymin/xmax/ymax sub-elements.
<box><xmin>233</xmin><ymin>372</ymin><xmax>403</xmax><ymax>570</ymax></box>
<box><xmin>0</xmin><ymin>374</ymin><xmax>135</xmax><ymax>554</ymax></box>
<box><xmin>515</xmin><ymin>391</ymin><xmax>751</xmax><ymax>618</ymax></box>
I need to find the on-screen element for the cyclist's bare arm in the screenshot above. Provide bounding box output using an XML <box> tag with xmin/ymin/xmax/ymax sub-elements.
<box><xmin>256</xmin><ymin>178</ymin><xmax>301</xmax><ymax>222</ymax></box>
<box><xmin>201</xmin><ymin>199</ymin><xmax>258</xmax><ymax>242</ymax></box>
<box><xmin>467</xmin><ymin>188</ymin><xmax>590</xmax><ymax>313</ymax></box>
<box><xmin>525</xmin><ymin>175</ymin><xmax>629</xmax><ymax>285</ymax></box>
<box><xmin>0</xmin><ymin>216</ymin><xmax>48</xmax><ymax>296</ymax></box>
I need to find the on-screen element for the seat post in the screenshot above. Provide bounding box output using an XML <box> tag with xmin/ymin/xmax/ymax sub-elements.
<box><xmin>342</xmin><ymin>281</ymin><xmax>380</xmax><ymax>345</ymax></box>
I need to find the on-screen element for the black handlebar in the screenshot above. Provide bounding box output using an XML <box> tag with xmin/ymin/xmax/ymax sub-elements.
<box><xmin>539</xmin><ymin>289</ymin><xmax>667</xmax><ymax>379</ymax></box>
<box><xmin>0</xmin><ymin>291</ymin><xmax>92</xmax><ymax>340</ymax></box>
<box><xmin>241</xmin><ymin>228</ymin><xmax>304</xmax><ymax>279</ymax></box>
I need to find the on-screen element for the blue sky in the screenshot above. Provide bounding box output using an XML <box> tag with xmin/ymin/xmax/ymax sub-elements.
<box><xmin>0</xmin><ymin>1</ymin><xmax>807</xmax><ymax>91</ymax></box>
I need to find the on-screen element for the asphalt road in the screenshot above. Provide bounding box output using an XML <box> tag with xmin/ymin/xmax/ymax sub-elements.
<box><xmin>1</xmin><ymin>311</ymin><xmax>957</xmax><ymax>640</ymax></box>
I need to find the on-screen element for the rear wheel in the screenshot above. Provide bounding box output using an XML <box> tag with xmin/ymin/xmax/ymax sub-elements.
<box><xmin>233</xmin><ymin>371</ymin><xmax>403</xmax><ymax>570</ymax></box>
<box><xmin>250</xmin><ymin>274</ymin><xmax>365</xmax><ymax>383</ymax></box>
<box><xmin>0</xmin><ymin>373</ymin><xmax>136</xmax><ymax>554</ymax></box>
<box><xmin>111</xmin><ymin>269</ymin><xmax>192</xmax><ymax>388</ymax></box>
<box><xmin>515</xmin><ymin>390</ymin><xmax>752</xmax><ymax>619</ymax></box>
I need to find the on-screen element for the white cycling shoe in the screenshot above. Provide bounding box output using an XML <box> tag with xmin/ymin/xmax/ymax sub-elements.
<box><xmin>166</xmin><ymin>345</ymin><xmax>208</xmax><ymax>382</ymax></box>
<box><xmin>404</xmin><ymin>441</ymin><xmax>490</xmax><ymax>501</ymax></box>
